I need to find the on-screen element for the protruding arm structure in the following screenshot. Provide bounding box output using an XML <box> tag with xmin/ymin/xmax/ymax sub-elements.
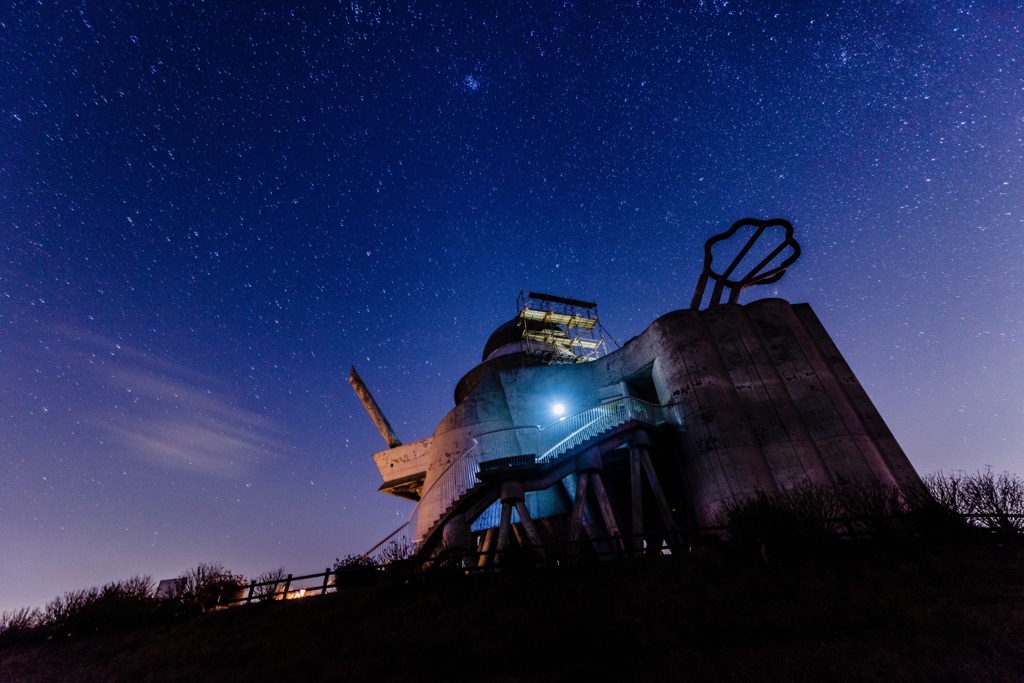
<box><xmin>348</xmin><ymin>366</ymin><xmax>403</xmax><ymax>449</ymax></box>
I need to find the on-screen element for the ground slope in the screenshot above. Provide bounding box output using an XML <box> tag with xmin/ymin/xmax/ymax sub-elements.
<box><xmin>2</xmin><ymin>537</ymin><xmax>1023</xmax><ymax>682</ymax></box>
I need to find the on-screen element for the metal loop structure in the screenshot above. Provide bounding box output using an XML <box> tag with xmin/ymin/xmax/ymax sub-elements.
<box><xmin>690</xmin><ymin>217</ymin><xmax>801</xmax><ymax>310</ymax></box>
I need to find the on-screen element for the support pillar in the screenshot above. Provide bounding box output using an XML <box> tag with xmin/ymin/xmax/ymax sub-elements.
<box><xmin>576</xmin><ymin>445</ymin><xmax>624</xmax><ymax>555</ymax></box>
<box><xmin>514</xmin><ymin>500</ymin><xmax>545</xmax><ymax>553</ymax></box>
<box><xmin>495</xmin><ymin>479</ymin><xmax>542</xmax><ymax>565</ymax></box>
<box><xmin>569</xmin><ymin>472</ymin><xmax>591</xmax><ymax>544</ymax></box>
<box><xmin>478</xmin><ymin>527</ymin><xmax>497</xmax><ymax>568</ymax></box>
<box><xmin>496</xmin><ymin>500</ymin><xmax>514</xmax><ymax>564</ymax></box>
<box><xmin>590</xmin><ymin>471</ymin><xmax>624</xmax><ymax>554</ymax></box>
<box><xmin>630</xmin><ymin>446</ymin><xmax>644</xmax><ymax>555</ymax></box>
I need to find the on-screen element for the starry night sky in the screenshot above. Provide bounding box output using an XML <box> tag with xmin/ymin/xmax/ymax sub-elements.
<box><xmin>2</xmin><ymin>1</ymin><xmax>1022</xmax><ymax>613</ymax></box>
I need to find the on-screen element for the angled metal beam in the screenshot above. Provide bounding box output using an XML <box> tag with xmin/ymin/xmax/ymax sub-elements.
<box><xmin>348</xmin><ymin>366</ymin><xmax>402</xmax><ymax>449</ymax></box>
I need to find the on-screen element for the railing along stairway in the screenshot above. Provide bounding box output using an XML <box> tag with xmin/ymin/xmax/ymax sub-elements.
<box><xmin>366</xmin><ymin>397</ymin><xmax>664</xmax><ymax>559</ymax></box>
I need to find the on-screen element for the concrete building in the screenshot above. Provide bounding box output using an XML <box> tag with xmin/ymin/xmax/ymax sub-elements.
<box><xmin>356</xmin><ymin>220</ymin><xmax>924</xmax><ymax>560</ymax></box>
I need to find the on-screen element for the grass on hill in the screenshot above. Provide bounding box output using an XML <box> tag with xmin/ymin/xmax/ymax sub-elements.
<box><xmin>2</xmin><ymin>534</ymin><xmax>1024</xmax><ymax>682</ymax></box>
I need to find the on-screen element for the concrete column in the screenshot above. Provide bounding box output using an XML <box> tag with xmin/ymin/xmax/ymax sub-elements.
<box><xmin>651</xmin><ymin>309</ymin><xmax>775</xmax><ymax>529</ymax></box>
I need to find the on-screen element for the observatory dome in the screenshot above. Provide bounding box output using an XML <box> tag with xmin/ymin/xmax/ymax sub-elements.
<box><xmin>481</xmin><ymin>318</ymin><xmax>575</xmax><ymax>363</ymax></box>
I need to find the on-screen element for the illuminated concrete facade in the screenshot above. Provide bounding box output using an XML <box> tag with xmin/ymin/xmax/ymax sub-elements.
<box><xmin>368</xmin><ymin>296</ymin><xmax>924</xmax><ymax>557</ymax></box>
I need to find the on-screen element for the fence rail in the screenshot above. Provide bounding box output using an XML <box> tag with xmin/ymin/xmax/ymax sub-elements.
<box><xmin>201</xmin><ymin>510</ymin><xmax>1024</xmax><ymax>611</ymax></box>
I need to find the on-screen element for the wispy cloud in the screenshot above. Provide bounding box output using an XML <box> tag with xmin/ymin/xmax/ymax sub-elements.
<box><xmin>59</xmin><ymin>328</ymin><xmax>287</xmax><ymax>477</ymax></box>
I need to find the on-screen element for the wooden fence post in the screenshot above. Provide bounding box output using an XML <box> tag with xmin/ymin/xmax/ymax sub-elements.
<box><xmin>281</xmin><ymin>574</ymin><xmax>293</xmax><ymax>600</ymax></box>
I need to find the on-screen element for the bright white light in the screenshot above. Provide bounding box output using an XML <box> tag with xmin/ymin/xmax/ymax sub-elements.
<box><xmin>552</xmin><ymin>403</ymin><xmax>565</xmax><ymax>416</ymax></box>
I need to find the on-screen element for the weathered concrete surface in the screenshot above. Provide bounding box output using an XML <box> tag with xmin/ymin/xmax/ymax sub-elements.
<box><xmin>372</xmin><ymin>437</ymin><xmax>432</xmax><ymax>498</ymax></box>
<box><xmin>793</xmin><ymin>304</ymin><xmax>924</xmax><ymax>492</ymax></box>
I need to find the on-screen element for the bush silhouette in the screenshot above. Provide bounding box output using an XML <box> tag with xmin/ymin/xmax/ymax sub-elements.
<box><xmin>167</xmin><ymin>563</ymin><xmax>245</xmax><ymax>613</ymax></box>
<box><xmin>37</xmin><ymin>576</ymin><xmax>157</xmax><ymax>638</ymax></box>
<box><xmin>924</xmin><ymin>468</ymin><xmax>1024</xmax><ymax>535</ymax></box>
<box><xmin>332</xmin><ymin>554</ymin><xmax>378</xmax><ymax>588</ymax></box>
<box><xmin>252</xmin><ymin>567</ymin><xmax>289</xmax><ymax>601</ymax></box>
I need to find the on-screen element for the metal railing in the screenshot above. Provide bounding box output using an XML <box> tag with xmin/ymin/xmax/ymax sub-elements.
<box><xmin>412</xmin><ymin>442</ymin><xmax>483</xmax><ymax>546</ymax></box>
<box><xmin>409</xmin><ymin>397</ymin><xmax>664</xmax><ymax>546</ymax></box>
<box><xmin>535</xmin><ymin>397</ymin><xmax>663</xmax><ymax>463</ymax></box>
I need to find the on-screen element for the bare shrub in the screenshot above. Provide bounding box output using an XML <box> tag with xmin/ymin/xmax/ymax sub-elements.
<box><xmin>0</xmin><ymin>607</ymin><xmax>43</xmax><ymax>644</ymax></box>
<box><xmin>717</xmin><ymin>478</ymin><xmax>934</xmax><ymax>549</ymax></box>
<box><xmin>717</xmin><ymin>492</ymin><xmax>800</xmax><ymax>558</ymax></box>
<box><xmin>831</xmin><ymin>479</ymin><xmax>914</xmax><ymax>537</ymax></box>
<box><xmin>838</xmin><ymin>480</ymin><xmax>906</xmax><ymax>520</ymax></box>
<box><xmin>777</xmin><ymin>481</ymin><xmax>844</xmax><ymax>539</ymax></box>
<box><xmin>899</xmin><ymin>472</ymin><xmax>965</xmax><ymax>534</ymax></box>
<box><xmin>962</xmin><ymin>468</ymin><xmax>1024</xmax><ymax>534</ymax></box>
<box><xmin>923</xmin><ymin>469</ymin><xmax>1024</xmax><ymax>534</ymax></box>
<box><xmin>423</xmin><ymin>539</ymin><xmax>472</xmax><ymax>577</ymax></box>
<box><xmin>369</xmin><ymin>538</ymin><xmax>418</xmax><ymax>581</ymax></box>
<box><xmin>923</xmin><ymin>471</ymin><xmax>972</xmax><ymax>515</ymax></box>
<box><xmin>40</xmin><ymin>576</ymin><xmax>157</xmax><ymax>636</ymax></box>
<box><xmin>0</xmin><ymin>607</ymin><xmax>42</xmax><ymax>632</ymax></box>
<box><xmin>332</xmin><ymin>554</ymin><xmax>377</xmax><ymax>588</ymax></box>
<box><xmin>333</xmin><ymin>553</ymin><xmax>375</xmax><ymax>569</ymax></box>
<box><xmin>44</xmin><ymin>587</ymin><xmax>99</xmax><ymax>634</ymax></box>
<box><xmin>718</xmin><ymin>482</ymin><xmax>849</xmax><ymax>551</ymax></box>
<box><xmin>252</xmin><ymin>567</ymin><xmax>289</xmax><ymax>601</ymax></box>
<box><xmin>169</xmin><ymin>563</ymin><xmax>245</xmax><ymax>612</ymax></box>
<box><xmin>375</xmin><ymin>537</ymin><xmax>416</xmax><ymax>565</ymax></box>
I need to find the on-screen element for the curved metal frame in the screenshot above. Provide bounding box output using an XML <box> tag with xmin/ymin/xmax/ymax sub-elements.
<box><xmin>690</xmin><ymin>217</ymin><xmax>801</xmax><ymax>309</ymax></box>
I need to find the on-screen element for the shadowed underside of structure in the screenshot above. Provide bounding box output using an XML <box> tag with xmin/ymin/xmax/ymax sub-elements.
<box><xmin>356</xmin><ymin>220</ymin><xmax>924</xmax><ymax>561</ymax></box>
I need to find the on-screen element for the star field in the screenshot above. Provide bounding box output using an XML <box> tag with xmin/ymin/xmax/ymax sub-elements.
<box><xmin>1</xmin><ymin>1</ymin><xmax>1022</xmax><ymax>613</ymax></box>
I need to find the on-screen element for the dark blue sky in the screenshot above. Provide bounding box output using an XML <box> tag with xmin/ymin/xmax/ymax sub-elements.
<box><xmin>2</xmin><ymin>1</ymin><xmax>1022</xmax><ymax>613</ymax></box>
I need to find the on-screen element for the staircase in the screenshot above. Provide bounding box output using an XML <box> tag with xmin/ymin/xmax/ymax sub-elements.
<box><xmin>535</xmin><ymin>397</ymin><xmax>662</xmax><ymax>463</ymax></box>
<box><xmin>405</xmin><ymin>397</ymin><xmax>664</xmax><ymax>550</ymax></box>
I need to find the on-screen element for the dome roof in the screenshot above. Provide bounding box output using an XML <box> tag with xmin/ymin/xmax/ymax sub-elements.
<box><xmin>481</xmin><ymin>317</ymin><xmax>576</xmax><ymax>363</ymax></box>
<box><xmin>481</xmin><ymin>318</ymin><xmax>524</xmax><ymax>361</ymax></box>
